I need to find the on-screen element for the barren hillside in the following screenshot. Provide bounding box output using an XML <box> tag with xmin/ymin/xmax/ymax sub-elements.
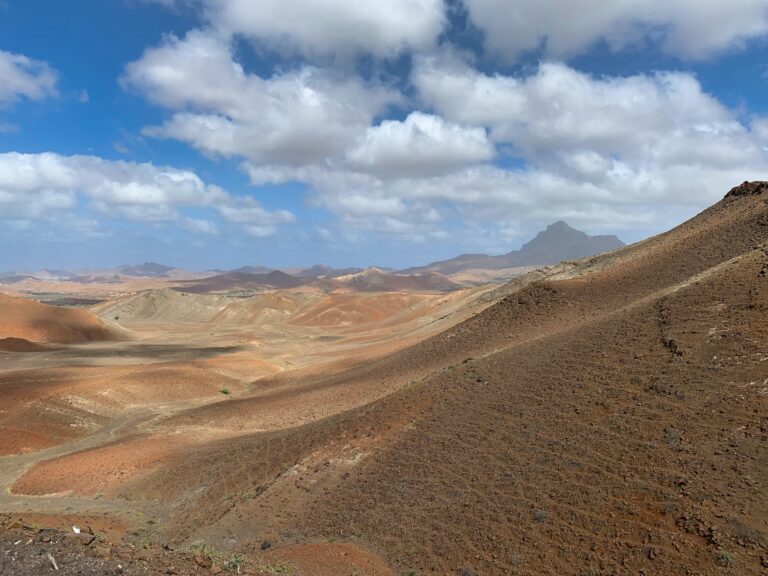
<box><xmin>106</xmin><ymin>181</ymin><xmax>768</xmax><ymax>574</ymax></box>
<box><xmin>1</xmin><ymin>182</ymin><xmax>767</xmax><ymax>575</ymax></box>
<box><xmin>0</xmin><ymin>294</ymin><xmax>116</xmax><ymax>344</ymax></box>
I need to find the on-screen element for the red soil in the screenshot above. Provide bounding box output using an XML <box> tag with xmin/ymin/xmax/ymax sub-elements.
<box><xmin>0</xmin><ymin>363</ymin><xmax>244</xmax><ymax>456</ymax></box>
<box><xmin>12</xmin><ymin>434</ymin><xmax>193</xmax><ymax>497</ymax></box>
<box><xmin>0</xmin><ymin>293</ymin><xmax>115</xmax><ymax>344</ymax></box>
<box><xmin>0</xmin><ymin>337</ymin><xmax>48</xmax><ymax>352</ymax></box>
<box><xmin>262</xmin><ymin>542</ymin><xmax>394</xmax><ymax>575</ymax></box>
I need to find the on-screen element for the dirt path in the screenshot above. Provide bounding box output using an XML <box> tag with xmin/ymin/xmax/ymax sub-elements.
<box><xmin>0</xmin><ymin>406</ymin><xmax>172</xmax><ymax>518</ymax></box>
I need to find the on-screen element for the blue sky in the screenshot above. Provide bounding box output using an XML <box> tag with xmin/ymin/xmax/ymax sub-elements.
<box><xmin>2</xmin><ymin>0</ymin><xmax>768</xmax><ymax>271</ymax></box>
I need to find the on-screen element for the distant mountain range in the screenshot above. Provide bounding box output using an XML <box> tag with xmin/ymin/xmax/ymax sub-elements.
<box><xmin>0</xmin><ymin>222</ymin><xmax>624</xmax><ymax>291</ymax></box>
<box><xmin>117</xmin><ymin>262</ymin><xmax>177</xmax><ymax>278</ymax></box>
<box><xmin>400</xmin><ymin>221</ymin><xmax>625</xmax><ymax>275</ymax></box>
<box><xmin>233</xmin><ymin>265</ymin><xmax>368</xmax><ymax>278</ymax></box>
<box><xmin>173</xmin><ymin>267</ymin><xmax>460</xmax><ymax>294</ymax></box>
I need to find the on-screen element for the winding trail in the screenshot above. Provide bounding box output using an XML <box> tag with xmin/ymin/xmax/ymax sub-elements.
<box><xmin>0</xmin><ymin>406</ymin><xmax>174</xmax><ymax>518</ymax></box>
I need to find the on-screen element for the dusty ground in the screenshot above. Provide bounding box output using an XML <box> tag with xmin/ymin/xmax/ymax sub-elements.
<box><xmin>0</xmin><ymin>517</ymin><xmax>392</xmax><ymax>575</ymax></box>
<box><xmin>1</xmin><ymin>183</ymin><xmax>767</xmax><ymax>575</ymax></box>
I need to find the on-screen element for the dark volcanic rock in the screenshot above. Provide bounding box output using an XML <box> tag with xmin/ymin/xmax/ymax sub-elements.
<box><xmin>725</xmin><ymin>181</ymin><xmax>768</xmax><ymax>197</ymax></box>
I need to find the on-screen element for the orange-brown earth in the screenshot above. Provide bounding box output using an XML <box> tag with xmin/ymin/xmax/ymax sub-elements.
<box><xmin>0</xmin><ymin>338</ymin><xmax>48</xmax><ymax>353</ymax></box>
<box><xmin>0</xmin><ymin>293</ymin><xmax>115</xmax><ymax>344</ymax></box>
<box><xmin>1</xmin><ymin>182</ymin><xmax>767</xmax><ymax>575</ymax></box>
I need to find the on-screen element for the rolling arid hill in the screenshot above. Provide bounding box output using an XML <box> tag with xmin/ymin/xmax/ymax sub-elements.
<box><xmin>173</xmin><ymin>267</ymin><xmax>463</xmax><ymax>294</ymax></box>
<box><xmin>174</xmin><ymin>270</ymin><xmax>310</xmax><ymax>294</ymax></box>
<box><xmin>0</xmin><ymin>293</ymin><xmax>115</xmax><ymax>345</ymax></box>
<box><xmin>0</xmin><ymin>181</ymin><xmax>767</xmax><ymax>575</ymax></box>
<box><xmin>326</xmin><ymin>267</ymin><xmax>462</xmax><ymax>292</ymax></box>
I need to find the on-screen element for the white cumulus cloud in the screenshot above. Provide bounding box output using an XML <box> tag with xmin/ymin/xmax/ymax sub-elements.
<box><xmin>204</xmin><ymin>0</ymin><xmax>446</xmax><ymax>59</ymax></box>
<box><xmin>346</xmin><ymin>112</ymin><xmax>494</xmax><ymax>178</ymax></box>
<box><xmin>122</xmin><ymin>31</ymin><xmax>401</xmax><ymax>167</ymax></box>
<box><xmin>284</xmin><ymin>57</ymin><xmax>768</xmax><ymax>242</ymax></box>
<box><xmin>413</xmin><ymin>55</ymin><xmax>766</xmax><ymax>178</ymax></box>
<box><xmin>116</xmin><ymin>3</ymin><xmax>768</xmax><ymax>249</ymax></box>
<box><xmin>0</xmin><ymin>49</ymin><xmax>58</xmax><ymax>105</ymax></box>
<box><xmin>0</xmin><ymin>152</ymin><xmax>293</xmax><ymax>236</ymax></box>
<box><xmin>463</xmin><ymin>0</ymin><xmax>768</xmax><ymax>61</ymax></box>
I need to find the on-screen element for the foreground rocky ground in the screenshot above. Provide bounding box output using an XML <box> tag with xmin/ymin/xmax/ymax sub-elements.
<box><xmin>0</xmin><ymin>517</ymin><xmax>394</xmax><ymax>575</ymax></box>
<box><xmin>0</xmin><ymin>517</ymin><xmax>207</xmax><ymax>576</ymax></box>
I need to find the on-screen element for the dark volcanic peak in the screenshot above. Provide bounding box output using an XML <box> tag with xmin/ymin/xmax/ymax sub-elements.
<box><xmin>402</xmin><ymin>221</ymin><xmax>626</xmax><ymax>276</ymax></box>
<box><xmin>725</xmin><ymin>180</ymin><xmax>768</xmax><ymax>197</ymax></box>
<box><xmin>517</xmin><ymin>221</ymin><xmax>625</xmax><ymax>265</ymax></box>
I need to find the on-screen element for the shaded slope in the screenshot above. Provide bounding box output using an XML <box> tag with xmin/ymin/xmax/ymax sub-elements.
<box><xmin>310</xmin><ymin>247</ymin><xmax>768</xmax><ymax>575</ymax></box>
<box><xmin>0</xmin><ymin>338</ymin><xmax>47</xmax><ymax>353</ymax></box>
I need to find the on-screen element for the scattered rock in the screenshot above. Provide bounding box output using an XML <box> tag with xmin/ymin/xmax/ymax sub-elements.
<box><xmin>46</xmin><ymin>552</ymin><xmax>59</xmax><ymax>571</ymax></box>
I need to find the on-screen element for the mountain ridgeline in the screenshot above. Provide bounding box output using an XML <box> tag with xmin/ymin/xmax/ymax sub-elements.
<box><xmin>401</xmin><ymin>221</ymin><xmax>625</xmax><ymax>275</ymax></box>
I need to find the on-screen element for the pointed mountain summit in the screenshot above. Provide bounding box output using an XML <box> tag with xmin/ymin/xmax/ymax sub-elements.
<box><xmin>517</xmin><ymin>221</ymin><xmax>625</xmax><ymax>265</ymax></box>
<box><xmin>401</xmin><ymin>221</ymin><xmax>625</xmax><ymax>275</ymax></box>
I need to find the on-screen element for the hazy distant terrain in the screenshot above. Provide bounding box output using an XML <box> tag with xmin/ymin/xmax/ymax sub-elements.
<box><xmin>0</xmin><ymin>222</ymin><xmax>621</xmax><ymax>303</ymax></box>
<box><xmin>402</xmin><ymin>221</ymin><xmax>625</xmax><ymax>275</ymax></box>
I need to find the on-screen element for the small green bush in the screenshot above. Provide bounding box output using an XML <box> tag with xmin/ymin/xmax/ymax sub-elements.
<box><xmin>716</xmin><ymin>549</ymin><xmax>733</xmax><ymax>567</ymax></box>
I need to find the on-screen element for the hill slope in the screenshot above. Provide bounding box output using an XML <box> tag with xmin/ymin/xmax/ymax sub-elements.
<box><xmin>330</xmin><ymin>267</ymin><xmax>461</xmax><ymax>292</ymax></box>
<box><xmin>124</xmin><ymin>181</ymin><xmax>768</xmax><ymax>574</ymax></box>
<box><xmin>0</xmin><ymin>293</ymin><xmax>115</xmax><ymax>344</ymax></box>
<box><xmin>175</xmin><ymin>270</ymin><xmax>308</xmax><ymax>293</ymax></box>
<box><xmin>176</xmin><ymin>267</ymin><xmax>462</xmax><ymax>294</ymax></box>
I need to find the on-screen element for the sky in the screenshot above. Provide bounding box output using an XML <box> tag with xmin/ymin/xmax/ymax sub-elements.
<box><xmin>2</xmin><ymin>1</ymin><xmax>768</xmax><ymax>271</ymax></box>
